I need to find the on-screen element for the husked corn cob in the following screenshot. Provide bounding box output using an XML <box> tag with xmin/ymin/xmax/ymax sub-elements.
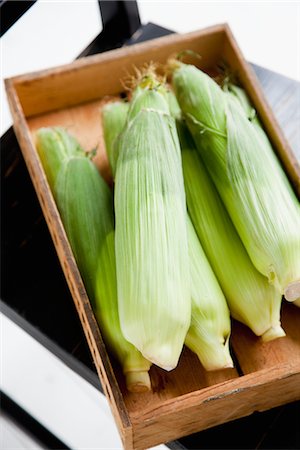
<box><xmin>102</xmin><ymin>96</ymin><xmax>233</xmax><ymax>370</ymax></box>
<box><xmin>114</xmin><ymin>73</ymin><xmax>191</xmax><ymax>370</ymax></box>
<box><xmin>175</xmin><ymin>117</ymin><xmax>285</xmax><ymax>341</ymax></box>
<box><xmin>171</xmin><ymin>62</ymin><xmax>300</xmax><ymax>302</ymax></box>
<box><xmin>36</xmin><ymin>128</ymin><xmax>151</xmax><ymax>392</ymax></box>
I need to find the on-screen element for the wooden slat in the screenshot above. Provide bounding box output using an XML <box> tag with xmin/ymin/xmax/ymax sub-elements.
<box><xmin>131</xmin><ymin>364</ymin><xmax>300</xmax><ymax>449</ymax></box>
<box><xmin>10</xmin><ymin>25</ymin><xmax>225</xmax><ymax>118</ymax></box>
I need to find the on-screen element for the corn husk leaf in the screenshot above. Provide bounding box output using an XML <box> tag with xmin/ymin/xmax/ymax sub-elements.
<box><xmin>102</xmin><ymin>101</ymin><xmax>129</xmax><ymax>175</ymax></box>
<box><xmin>127</xmin><ymin>85</ymin><xmax>169</xmax><ymax>122</ymax></box>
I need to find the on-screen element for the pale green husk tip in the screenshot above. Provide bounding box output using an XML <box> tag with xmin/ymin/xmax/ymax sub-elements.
<box><xmin>261</xmin><ymin>324</ymin><xmax>286</xmax><ymax>342</ymax></box>
<box><xmin>125</xmin><ymin>371</ymin><xmax>151</xmax><ymax>393</ymax></box>
<box><xmin>284</xmin><ymin>281</ymin><xmax>300</xmax><ymax>302</ymax></box>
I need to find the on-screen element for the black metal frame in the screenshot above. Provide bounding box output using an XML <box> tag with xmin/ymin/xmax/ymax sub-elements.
<box><xmin>80</xmin><ymin>1</ymin><xmax>142</xmax><ymax>56</ymax></box>
<box><xmin>0</xmin><ymin>0</ymin><xmax>37</xmax><ymax>37</ymax></box>
<box><xmin>0</xmin><ymin>0</ymin><xmax>141</xmax><ymax>41</ymax></box>
<box><xmin>100</xmin><ymin>1</ymin><xmax>140</xmax><ymax>37</ymax></box>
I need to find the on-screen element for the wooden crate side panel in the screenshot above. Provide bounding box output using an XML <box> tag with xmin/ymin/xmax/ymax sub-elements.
<box><xmin>11</xmin><ymin>25</ymin><xmax>226</xmax><ymax>117</ymax></box>
<box><xmin>5</xmin><ymin>79</ymin><xmax>133</xmax><ymax>448</ymax></box>
<box><xmin>131</xmin><ymin>365</ymin><xmax>300</xmax><ymax>449</ymax></box>
<box><xmin>222</xmin><ymin>25</ymin><xmax>300</xmax><ymax>195</ymax></box>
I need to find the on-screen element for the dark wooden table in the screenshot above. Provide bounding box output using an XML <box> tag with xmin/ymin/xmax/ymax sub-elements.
<box><xmin>1</xmin><ymin>22</ymin><xmax>299</xmax><ymax>450</ymax></box>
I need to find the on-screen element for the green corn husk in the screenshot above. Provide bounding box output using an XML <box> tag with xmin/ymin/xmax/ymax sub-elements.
<box><xmin>102</xmin><ymin>101</ymin><xmax>129</xmax><ymax>175</ymax></box>
<box><xmin>225</xmin><ymin>83</ymin><xmax>287</xmax><ymax>154</ymax></box>
<box><xmin>36</xmin><ymin>127</ymin><xmax>83</xmax><ymax>191</ymax></box>
<box><xmin>226</xmin><ymin>84</ymin><xmax>300</xmax><ymax>293</ymax></box>
<box><xmin>186</xmin><ymin>217</ymin><xmax>233</xmax><ymax>369</ymax></box>
<box><xmin>101</xmin><ymin>100</ymin><xmax>129</xmax><ymax>178</ymax></box>
<box><xmin>114</xmin><ymin>74</ymin><xmax>191</xmax><ymax>370</ymax></box>
<box><xmin>128</xmin><ymin>84</ymin><xmax>169</xmax><ymax>121</ymax></box>
<box><xmin>172</xmin><ymin>62</ymin><xmax>300</xmax><ymax>302</ymax></box>
<box><xmin>36</xmin><ymin>128</ymin><xmax>151</xmax><ymax>392</ymax></box>
<box><xmin>166</xmin><ymin>88</ymin><xmax>182</xmax><ymax>119</ymax></box>
<box><xmin>176</xmin><ymin>117</ymin><xmax>285</xmax><ymax>341</ymax></box>
<box><xmin>224</xmin><ymin>83</ymin><xmax>256</xmax><ymax>122</ymax></box>
<box><xmin>102</xmin><ymin>94</ymin><xmax>233</xmax><ymax>370</ymax></box>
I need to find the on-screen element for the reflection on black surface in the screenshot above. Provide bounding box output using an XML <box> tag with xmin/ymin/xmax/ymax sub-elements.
<box><xmin>179</xmin><ymin>402</ymin><xmax>300</xmax><ymax>449</ymax></box>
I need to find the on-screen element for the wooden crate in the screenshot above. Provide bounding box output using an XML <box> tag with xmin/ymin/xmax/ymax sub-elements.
<box><xmin>5</xmin><ymin>24</ymin><xmax>300</xmax><ymax>450</ymax></box>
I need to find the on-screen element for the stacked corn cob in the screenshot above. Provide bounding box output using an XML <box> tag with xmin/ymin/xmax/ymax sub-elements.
<box><xmin>171</xmin><ymin>61</ymin><xmax>300</xmax><ymax>303</ymax></box>
<box><xmin>36</xmin><ymin>128</ymin><xmax>151</xmax><ymax>393</ymax></box>
<box><xmin>35</xmin><ymin>59</ymin><xmax>300</xmax><ymax>392</ymax></box>
<box><xmin>102</xmin><ymin>89</ymin><xmax>233</xmax><ymax>371</ymax></box>
<box><xmin>113</xmin><ymin>75</ymin><xmax>191</xmax><ymax>371</ymax></box>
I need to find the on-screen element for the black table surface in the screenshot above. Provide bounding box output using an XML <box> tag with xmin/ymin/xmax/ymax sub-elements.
<box><xmin>1</xmin><ymin>22</ymin><xmax>300</xmax><ymax>450</ymax></box>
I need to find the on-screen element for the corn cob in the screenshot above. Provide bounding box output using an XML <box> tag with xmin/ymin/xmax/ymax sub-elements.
<box><xmin>171</xmin><ymin>62</ymin><xmax>300</xmax><ymax>302</ymax></box>
<box><xmin>102</xmin><ymin>96</ymin><xmax>233</xmax><ymax>370</ymax></box>
<box><xmin>36</xmin><ymin>128</ymin><xmax>151</xmax><ymax>392</ymax></box>
<box><xmin>175</xmin><ymin>117</ymin><xmax>285</xmax><ymax>341</ymax></box>
<box><xmin>227</xmin><ymin>84</ymin><xmax>300</xmax><ymax>307</ymax></box>
<box><xmin>114</xmin><ymin>73</ymin><xmax>191</xmax><ymax>370</ymax></box>
<box><xmin>186</xmin><ymin>216</ymin><xmax>233</xmax><ymax>369</ymax></box>
<box><xmin>101</xmin><ymin>101</ymin><xmax>129</xmax><ymax>175</ymax></box>
<box><xmin>36</xmin><ymin>127</ymin><xmax>83</xmax><ymax>191</ymax></box>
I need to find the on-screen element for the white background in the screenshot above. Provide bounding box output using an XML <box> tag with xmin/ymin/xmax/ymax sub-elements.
<box><xmin>1</xmin><ymin>1</ymin><xmax>300</xmax><ymax>449</ymax></box>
